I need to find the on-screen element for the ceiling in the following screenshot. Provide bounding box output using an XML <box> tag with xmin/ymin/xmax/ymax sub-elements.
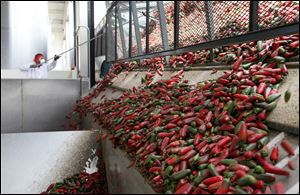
<box><xmin>48</xmin><ymin>1</ymin><xmax>67</xmax><ymax>33</ymax></box>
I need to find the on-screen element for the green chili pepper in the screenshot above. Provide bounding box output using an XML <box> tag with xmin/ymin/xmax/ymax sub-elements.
<box><xmin>208</xmin><ymin>163</ymin><xmax>219</xmax><ymax>176</ymax></box>
<box><xmin>191</xmin><ymin>121</ymin><xmax>197</xmax><ymax>128</ymax></box>
<box><xmin>223</xmin><ymin>171</ymin><xmax>235</xmax><ymax>178</ymax></box>
<box><xmin>194</xmin><ymin>105</ymin><xmax>205</xmax><ymax>112</ymax></box>
<box><xmin>254</xmin><ymin>165</ymin><xmax>265</xmax><ymax>174</ymax></box>
<box><xmin>250</xmin><ymin>173</ymin><xmax>275</xmax><ymax>183</ymax></box>
<box><xmin>237</xmin><ymin>175</ymin><xmax>257</xmax><ymax>186</ymax></box>
<box><xmin>198</xmin><ymin>164</ymin><xmax>208</xmax><ymax>170</ymax></box>
<box><xmin>164</xmin><ymin>165</ymin><xmax>174</xmax><ymax>177</ymax></box>
<box><xmin>274</xmin><ymin>56</ymin><xmax>286</xmax><ymax>64</ymax></box>
<box><xmin>242</xmin><ymin>87</ymin><xmax>252</xmax><ymax>95</ymax></box>
<box><xmin>266</xmin><ymin>93</ymin><xmax>281</xmax><ymax>103</ymax></box>
<box><xmin>253</xmin><ymin>107</ymin><xmax>263</xmax><ymax>114</ymax></box>
<box><xmin>188</xmin><ymin>127</ymin><xmax>198</xmax><ymax>134</ymax></box>
<box><xmin>232</xmin><ymin>86</ymin><xmax>238</xmax><ymax>94</ymax></box>
<box><xmin>260</xmin><ymin>148</ymin><xmax>269</xmax><ymax>157</ymax></box>
<box><xmin>242</xmin><ymin>62</ymin><xmax>253</xmax><ymax>70</ymax></box>
<box><xmin>224</xmin><ymin>100</ymin><xmax>234</xmax><ymax>115</ymax></box>
<box><xmin>170</xmin><ymin>169</ymin><xmax>191</xmax><ymax>180</ymax></box>
<box><xmin>234</xmin><ymin>186</ymin><xmax>248</xmax><ymax>194</ymax></box>
<box><xmin>221</xmin><ymin>159</ymin><xmax>238</xmax><ymax>166</ymax></box>
<box><xmin>258</xmin><ymin>136</ymin><xmax>269</xmax><ymax>148</ymax></box>
<box><xmin>284</xmin><ymin>90</ymin><xmax>291</xmax><ymax>102</ymax></box>
<box><xmin>192</xmin><ymin>169</ymin><xmax>209</xmax><ymax>186</ymax></box>
<box><xmin>239</xmin><ymin>160</ymin><xmax>257</xmax><ymax>168</ymax></box>
<box><xmin>186</xmin><ymin>138</ymin><xmax>194</xmax><ymax>145</ymax></box>
<box><xmin>245</xmin><ymin>142</ymin><xmax>257</xmax><ymax>151</ymax></box>
<box><xmin>125</xmin><ymin>110</ymin><xmax>134</xmax><ymax>115</ymax></box>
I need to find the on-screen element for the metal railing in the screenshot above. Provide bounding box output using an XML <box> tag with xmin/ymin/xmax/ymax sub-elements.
<box><xmin>94</xmin><ymin>1</ymin><xmax>299</xmax><ymax>63</ymax></box>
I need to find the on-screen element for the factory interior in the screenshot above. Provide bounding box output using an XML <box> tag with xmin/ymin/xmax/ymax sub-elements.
<box><xmin>1</xmin><ymin>1</ymin><xmax>299</xmax><ymax>194</ymax></box>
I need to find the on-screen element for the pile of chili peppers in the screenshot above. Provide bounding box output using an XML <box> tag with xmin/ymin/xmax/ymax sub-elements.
<box><xmin>65</xmin><ymin>33</ymin><xmax>299</xmax><ymax>194</ymax></box>
<box><xmin>40</xmin><ymin>171</ymin><xmax>108</xmax><ymax>194</ymax></box>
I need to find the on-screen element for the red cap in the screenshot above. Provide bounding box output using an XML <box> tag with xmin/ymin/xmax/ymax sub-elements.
<box><xmin>34</xmin><ymin>53</ymin><xmax>44</xmax><ymax>64</ymax></box>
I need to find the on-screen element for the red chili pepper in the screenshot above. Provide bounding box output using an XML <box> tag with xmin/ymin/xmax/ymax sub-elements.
<box><xmin>180</xmin><ymin>160</ymin><xmax>188</xmax><ymax>171</ymax></box>
<box><xmin>235</xmin><ymin>170</ymin><xmax>247</xmax><ymax>178</ymax></box>
<box><xmin>244</xmin><ymin>151</ymin><xmax>254</xmax><ymax>159</ymax></box>
<box><xmin>265</xmin><ymin>186</ymin><xmax>272</xmax><ymax>194</ymax></box>
<box><xmin>193</xmin><ymin>133</ymin><xmax>202</xmax><ymax>146</ymax></box>
<box><xmin>288</xmin><ymin>159</ymin><xmax>296</xmax><ymax>170</ymax></box>
<box><xmin>203</xmin><ymin>176</ymin><xmax>224</xmax><ymax>185</ymax></box>
<box><xmin>181</xmin><ymin>150</ymin><xmax>196</xmax><ymax>160</ymax></box>
<box><xmin>217</xmin><ymin>136</ymin><xmax>232</xmax><ymax>147</ymax></box>
<box><xmin>152</xmin><ymin>175</ymin><xmax>162</xmax><ymax>182</ymax></box>
<box><xmin>218</xmin><ymin>124</ymin><xmax>235</xmax><ymax>131</ymax></box>
<box><xmin>234</xmin><ymin>94</ymin><xmax>249</xmax><ymax>101</ymax></box>
<box><xmin>270</xmin><ymin>145</ymin><xmax>279</xmax><ymax>163</ymax></box>
<box><xmin>161</xmin><ymin>137</ymin><xmax>170</xmax><ymax>151</ymax></box>
<box><xmin>196</xmin><ymin>140</ymin><xmax>208</xmax><ymax>152</ymax></box>
<box><xmin>290</xmin><ymin>40</ymin><xmax>299</xmax><ymax>48</ymax></box>
<box><xmin>272</xmin><ymin>182</ymin><xmax>285</xmax><ymax>194</ymax></box>
<box><xmin>208</xmin><ymin>181</ymin><xmax>223</xmax><ymax>192</ymax></box>
<box><xmin>248</xmin><ymin>133</ymin><xmax>266</xmax><ymax>143</ymax></box>
<box><xmin>175</xmin><ymin>182</ymin><xmax>192</xmax><ymax>194</ymax></box>
<box><xmin>205</xmin><ymin>111</ymin><xmax>213</xmax><ymax>122</ymax></box>
<box><xmin>215</xmin><ymin>179</ymin><xmax>230</xmax><ymax>194</ymax></box>
<box><xmin>255</xmin><ymin>180</ymin><xmax>264</xmax><ymax>189</ymax></box>
<box><xmin>166</xmin><ymin>156</ymin><xmax>180</xmax><ymax>165</ymax></box>
<box><xmin>149</xmin><ymin>166</ymin><xmax>161</xmax><ymax>173</ymax></box>
<box><xmin>257</xmin><ymin>83</ymin><xmax>266</xmax><ymax>94</ymax></box>
<box><xmin>281</xmin><ymin>138</ymin><xmax>295</xmax><ymax>156</ymax></box>
<box><xmin>239</xmin><ymin>123</ymin><xmax>247</xmax><ymax>143</ymax></box>
<box><xmin>233</xmin><ymin>56</ymin><xmax>243</xmax><ymax>71</ymax></box>
<box><xmin>229</xmin><ymin>164</ymin><xmax>250</xmax><ymax>172</ymax></box>
<box><xmin>255</xmin><ymin>153</ymin><xmax>290</xmax><ymax>176</ymax></box>
<box><xmin>178</xmin><ymin>146</ymin><xmax>193</xmax><ymax>155</ymax></box>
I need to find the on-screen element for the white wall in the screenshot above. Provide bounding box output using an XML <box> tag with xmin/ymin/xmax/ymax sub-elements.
<box><xmin>1</xmin><ymin>1</ymin><xmax>49</xmax><ymax>69</ymax></box>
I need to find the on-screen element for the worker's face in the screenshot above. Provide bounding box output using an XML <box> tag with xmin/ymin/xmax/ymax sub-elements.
<box><xmin>40</xmin><ymin>59</ymin><xmax>45</xmax><ymax>64</ymax></box>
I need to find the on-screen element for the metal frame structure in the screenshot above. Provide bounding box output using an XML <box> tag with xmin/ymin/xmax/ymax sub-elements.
<box><xmin>95</xmin><ymin>1</ymin><xmax>299</xmax><ymax>64</ymax></box>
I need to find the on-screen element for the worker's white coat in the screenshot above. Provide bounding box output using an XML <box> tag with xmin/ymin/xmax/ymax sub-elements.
<box><xmin>20</xmin><ymin>61</ymin><xmax>57</xmax><ymax>79</ymax></box>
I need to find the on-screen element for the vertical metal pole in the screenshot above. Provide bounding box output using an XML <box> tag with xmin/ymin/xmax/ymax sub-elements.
<box><xmin>132</xmin><ymin>1</ymin><xmax>143</xmax><ymax>55</ymax></box>
<box><xmin>249</xmin><ymin>1</ymin><xmax>259</xmax><ymax>31</ymax></box>
<box><xmin>105</xmin><ymin>14</ymin><xmax>108</xmax><ymax>60</ymax></box>
<box><xmin>146</xmin><ymin>1</ymin><xmax>150</xmax><ymax>54</ymax></box>
<box><xmin>88</xmin><ymin>1</ymin><xmax>95</xmax><ymax>87</ymax></box>
<box><xmin>115</xmin><ymin>5</ymin><xmax>118</xmax><ymax>60</ymax></box>
<box><xmin>128</xmin><ymin>2</ymin><xmax>132</xmax><ymax>58</ymax></box>
<box><xmin>73</xmin><ymin>1</ymin><xmax>77</xmax><ymax>70</ymax></box>
<box><xmin>157</xmin><ymin>1</ymin><xmax>169</xmax><ymax>50</ymax></box>
<box><xmin>117</xmin><ymin>4</ymin><xmax>127</xmax><ymax>58</ymax></box>
<box><xmin>174</xmin><ymin>1</ymin><xmax>179</xmax><ymax>49</ymax></box>
<box><xmin>205</xmin><ymin>1</ymin><xmax>215</xmax><ymax>62</ymax></box>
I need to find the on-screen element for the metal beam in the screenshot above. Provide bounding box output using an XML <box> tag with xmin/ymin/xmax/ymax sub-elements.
<box><xmin>88</xmin><ymin>1</ymin><xmax>95</xmax><ymax>87</ymax></box>
<box><xmin>146</xmin><ymin>1</ymin><xmax>149</xmax><ymax>54</ymax></box>
<box><xmin>174</xmin><ymin>1</ymin><xmax>179</xmax><ymax>49</ymax></box>
<box><xmin>110</xmin><ymin>22</ymin><xmax>299</xmax><ymax>63</ymax></box>
<box><xmin>249</xmin><ymin>1</ymin><xmax>259</xmax><ymax>31</ymax></box>
<box><xmin>157</xmin><ymin>1</ymin><xmax>169</xmax><ymax>50</ymax></box>
<box><xmin>117</xmin><ymin>4</ymin><xmax>127</xmax><ymax>58</ymax></box>
<box><xmin>132</xmin><ymin>1</ymin><xmax>143</xmax><ymax>55</ymax></box>
<box><xmin>128</xmin><ymin>2</ymin><xmax>132</xmax><ymax>58</ymax></box>
<box><xmin>115</xmin><ymin>6</ymin><xmax>118</xmax><ymax>60</ymax></box>
<box><xmin>204</xmin><ymin>1</ymin><xmax>215</xmax><ymax>61</ymax></box>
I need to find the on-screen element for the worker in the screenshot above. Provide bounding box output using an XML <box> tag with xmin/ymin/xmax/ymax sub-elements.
<box><xmin>20</xmin><ymin>53</ymin><xmax>60</xmax><ymax>79</ymax></box>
